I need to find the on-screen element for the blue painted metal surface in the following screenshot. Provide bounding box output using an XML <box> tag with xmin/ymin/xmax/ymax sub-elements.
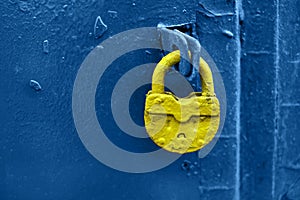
<box><xmin>0</xmin><ymin>0</ymin><xmax>299</xmax><ymax>199</ymax></box>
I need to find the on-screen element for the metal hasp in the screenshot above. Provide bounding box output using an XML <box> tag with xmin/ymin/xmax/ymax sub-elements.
<box><xmin>144</xmin><ymin>30</ymin><xmax>220</xmax><ymax>154</ymax></box>
<box><xmin>158</xmin><ymin>27</ymin><xmax>201</xmax><ymax>79</ymax></box>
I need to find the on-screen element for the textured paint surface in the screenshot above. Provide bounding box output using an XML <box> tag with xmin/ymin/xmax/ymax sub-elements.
<box><xmin>0</xmin><ymin>0</ymin><xmax>299</xmax><ymax>200</ymax></box>
<box><xmin>144</xmin><ymin>50</ymin><xmax>220</xmax><ymax>153</ymax></box>
<box><xmin>240</xmin><ymin>1</ymin><xmax>277</xmax><ymax>199</ymax></box>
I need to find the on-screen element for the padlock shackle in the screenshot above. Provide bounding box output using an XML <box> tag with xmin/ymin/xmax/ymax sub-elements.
<box><xmin>152</xmin><ymin>50</ymin><xmax>215</xmax><ymax>95</ymax></box>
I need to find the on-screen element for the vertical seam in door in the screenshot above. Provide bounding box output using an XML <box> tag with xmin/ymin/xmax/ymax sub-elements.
<box><xmin>272</xmin><ymin>0</ymin><xmax>280</xmax><ymax>198</ymax></box>
<box><xmin>235</xmin><ymin>0</ymin><xmax>242</xmax><ymax>200</ymax></box>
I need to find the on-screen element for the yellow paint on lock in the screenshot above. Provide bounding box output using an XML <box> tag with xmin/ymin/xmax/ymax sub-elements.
<box><xmin>144</xmin><ymin>50</ymin><xmax>220</xmax><ymax>154</ymax></box>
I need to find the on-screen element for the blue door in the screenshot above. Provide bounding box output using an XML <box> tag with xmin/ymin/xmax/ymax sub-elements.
<box><xmin>1</xmin><ymin>0</ymin><xmax>299</xmax><ymax>199</ymax></box>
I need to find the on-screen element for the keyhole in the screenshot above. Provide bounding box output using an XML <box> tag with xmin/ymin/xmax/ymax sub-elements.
<box><xmin>177</xmin><ymin>133</ymin><xmax>186</xmax><ymax>138</ymax></box>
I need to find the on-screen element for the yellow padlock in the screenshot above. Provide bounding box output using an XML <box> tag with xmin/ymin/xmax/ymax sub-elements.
<box><xmin>144</xmin><ymin>50</ymin><xmax>220</xmax><ymax>154</ymax></box>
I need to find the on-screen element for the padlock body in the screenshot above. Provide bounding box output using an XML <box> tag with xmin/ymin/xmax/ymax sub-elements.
<box><xmin>144</xmin><ymin>91</ymin><xmax>220</xmax><ymax>154</ymax></box>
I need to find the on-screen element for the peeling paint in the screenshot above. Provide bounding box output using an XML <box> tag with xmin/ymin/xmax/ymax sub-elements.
<box><xmin>222</xmin><ymin>30</ymin><xmax>234</xmax><ymax>38</ymax></box>
<box><xmin>198</xmin><ymin>3</ymin><xmax>234</xmax><ymax>17</ymax></box>
<box><xmin>94</xmin><ymin>16</ymin><xmax>107</xmax><ymax>39</ymax></box>
<box><xmin>29</xmin><ymin>80</ymin><xmax>42</xmax><ymax>91</ymax></box>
